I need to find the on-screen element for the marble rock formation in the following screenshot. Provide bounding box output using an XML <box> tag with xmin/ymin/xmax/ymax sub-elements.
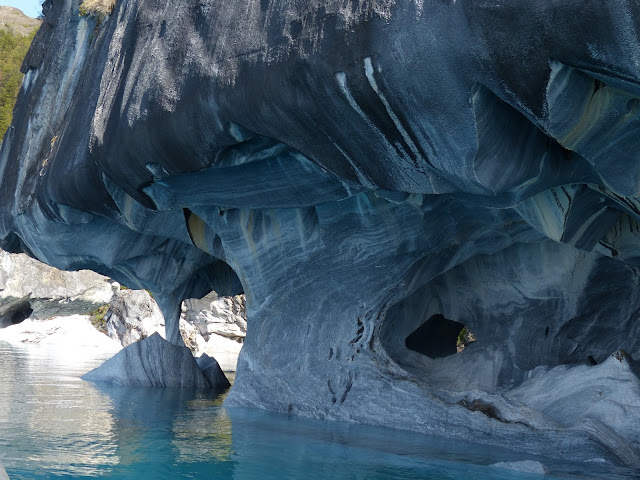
<box><xmin>197</xmin><ymin>353</ymin><xmax>231</xmax><ymax>392</ymax></box>
<box><xmin>83</xmin><ymin>332</ymin><xmax>209</xmax><ymax>388</ymax></box>
<box><xmin>490</xmin><ymin>460</ymin><xmax>548</xmax><ymax>475</ymax></box>
<box><xmin>2</xmin><ymin>0</ymin><xmax>640</xmax><ymax>467</ymax></box>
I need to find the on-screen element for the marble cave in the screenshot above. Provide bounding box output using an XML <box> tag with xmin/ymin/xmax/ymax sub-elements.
<box><xmin>1</xmin><ymin>0</ymin><xmax>640</xmax><ymax>468</ymax></box>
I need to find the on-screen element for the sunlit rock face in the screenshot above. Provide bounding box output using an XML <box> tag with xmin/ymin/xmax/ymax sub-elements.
<box><xmin>2</xmin><ymin>0</ymin><xmax>640</xmax><ymax>466</ymax></box>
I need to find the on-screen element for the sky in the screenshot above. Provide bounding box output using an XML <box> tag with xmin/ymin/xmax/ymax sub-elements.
<box><xmin>0</xmin><ymin>0</ymin><xmax>42</xmax><ymax>18</ymax></box>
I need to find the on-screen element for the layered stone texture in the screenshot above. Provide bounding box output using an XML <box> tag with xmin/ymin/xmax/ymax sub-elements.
<box><xmin>2</xmin><ymin>0</ymin><xmax>640</xmax><ymax>468</ymax></box>
<box><xmin>83</xmin><ymin>332</ymin><xmax>210</xmax><ymax>388</ymax></box>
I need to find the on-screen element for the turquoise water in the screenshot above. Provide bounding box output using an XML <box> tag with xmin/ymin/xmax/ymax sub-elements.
<box><xmin>0</xmin><ymin>341</ymin><xmax>635</xmax><ymax>480</ymax></box>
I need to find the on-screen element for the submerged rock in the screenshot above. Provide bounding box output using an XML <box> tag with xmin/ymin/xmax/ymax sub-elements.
<box><xmin>83</xmin><ymin>333</ymin><xmax>209</xmax><ymax>388</ymax></box>
<box><xmin>3</xmin><ymin>0</ymin><xmax>640</xmax><ymax>466</ymax></box>
<box><xmin>490</xmin><ymin>460</ymin><xmax>548</xmax><ymax>475</ymax></box>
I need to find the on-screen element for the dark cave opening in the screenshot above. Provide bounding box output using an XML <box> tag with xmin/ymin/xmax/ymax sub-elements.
<box><xmin>11</xmin><ymin>304</ymin><xmax>33</xmax><ymax>324</ymax></box>
<box><xmin>2</xmin><ymin>301</ymin><xmax>34</xmax><ymax>327</ymax></box>
<box><xmin>405</xmin><ymin>314</ymin><xmax>473</xmax><ymax>359</ymax></box>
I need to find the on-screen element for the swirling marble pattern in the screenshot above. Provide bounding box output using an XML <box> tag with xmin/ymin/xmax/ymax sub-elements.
<box><xmin>2</xmin><ymin>0</ymin><xmax>640</xmax><ymax>466</ymax></box>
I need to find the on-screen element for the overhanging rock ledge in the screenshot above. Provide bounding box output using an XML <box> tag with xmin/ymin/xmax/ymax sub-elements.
<box><xmin>2</xmin><ymin>0</ymin><xmax>640</xmax><ymax>467</ymax></box>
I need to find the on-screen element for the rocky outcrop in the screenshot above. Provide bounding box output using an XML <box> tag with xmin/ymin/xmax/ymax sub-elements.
<box><xmin>3</xmin><ymin>0</ymin><xmax>640</xmax><ymax>467</ymax></box>
<box><xmin>106</xmin><ymin>288</ymin><xmax>164</xmax><ymax>346</ymax></box>
<box><xmin>0</xmin><ymin>248</ymin><xmax>115</xmax><ymax>327</ymax></box>
<box><xmin>197</xmin><ymin>353</ymin><xmax>231</xmax><ymax>392</ymax></box>
<box><xmin>103</xmin><ymin>287</ymin><xmax>246</xmax><ymax>370</ymax></box>
<box><xmin>182</xmin><ymin>292</ymin><xmax>246</xmax><ymax>344</ymax></box>
<box><xmin>180</xmin><ymin>292</ymin><xmax>246</xmax><ymax>371</ymax></box>
<box><xmin>82</xmin><ymin>332</ymin><xmax>209</xmax><ymax>388</ymax></box>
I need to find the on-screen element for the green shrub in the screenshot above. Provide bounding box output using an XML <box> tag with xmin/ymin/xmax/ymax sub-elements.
<box><xmin>79</xmin><ymin>0</ymin><xmax>116</xmax><ymax>18</ymax></box>
<box><xmin>90</xmin><ymin>304</ymin><xmax>111</xmax><ymax>334</ymax></box>
<box><xmin>0</xmin><ymin>28</ymin><xmax>37</xmax><ymax>142</ymax></box>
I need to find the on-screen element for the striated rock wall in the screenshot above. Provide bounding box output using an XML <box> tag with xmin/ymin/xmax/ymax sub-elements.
<box><xmin>2</xmin><ymin>0</ymin><xmax>640</xmax><ymax>466</ymax></box>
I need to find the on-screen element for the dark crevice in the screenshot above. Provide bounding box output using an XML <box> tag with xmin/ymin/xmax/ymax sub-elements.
<box><xmin>405</xmin><ymin>314</ymin><xmax>470</xmax><ymax>359</ymax></box>
<box><xmin>10</xmin><ymin>304</ymin><xmax>33</xmax><ymax>325</ymax></box>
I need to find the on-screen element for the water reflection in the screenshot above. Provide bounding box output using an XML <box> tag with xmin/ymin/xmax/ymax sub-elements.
<box><xmin>2</xmin><ymin>340</ymin><xmax>639</xmax><ymax>480</ymax></box>
<box><xmin>172</xmin><ymin>397</ymin><xmax>234</xmax><ymax>463</ymax></box>
<box><xmin>0</xmin><ymin>341</ymin><xmax>118</xmax><ymax>476</ymax></box>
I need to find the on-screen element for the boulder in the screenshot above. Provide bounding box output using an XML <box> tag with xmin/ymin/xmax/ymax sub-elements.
<box><xmin>197</xmin><ymin>353</ymin><xmax>231</xmax><ymax>391</ymax></box>
<box><xmin>82</xmin><ymin>333</ymin><xmax>209</xmax><ymax>388</ymax></box>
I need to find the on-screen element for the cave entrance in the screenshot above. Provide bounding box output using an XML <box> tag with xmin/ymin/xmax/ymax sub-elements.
<box><xmin>0</xmin><ymin>300</ymin><xmax>33</xmax><ymax>328</ymax></box>
<box><xmin>11</xmin><ymin>305</ymin><xmax>33</xmax><ymax>325</ymax></box>
<box><xmin>405</xmin><ymin>314</ymin><xmax>475</xmax><ymax>359</ymax></box>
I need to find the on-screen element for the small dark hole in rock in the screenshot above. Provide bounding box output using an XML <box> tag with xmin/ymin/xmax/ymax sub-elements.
<box><xmin>10</xmin><ymin>305</ymin><xmax>33</xmax><ymax>325</ymax></box>
<box><xmin>405</xmin><ymin>314</ymin><xmax>474</xmax><ymax>359</ymax></box>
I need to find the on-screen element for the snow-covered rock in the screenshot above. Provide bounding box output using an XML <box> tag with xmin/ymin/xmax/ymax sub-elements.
<box><xmin>0</xmin><ymin>315</ymin><xmax>121</xmax><ymax>355</ymax></box>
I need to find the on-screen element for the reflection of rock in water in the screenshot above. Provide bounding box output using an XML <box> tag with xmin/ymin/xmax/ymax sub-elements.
<box><xmin>0</xmin><ymin>342</ymin><xmax>118</xmax><ymax>475</ymax></box>
<box><xmin>172</xmin><ymin>398</ymin><xmax>234</xmax><ymax>464</ymax></box>
<box><xmin>92</xmin><ymin>383</ymin><xmax>233</xmax><ymax>471</ymax></box>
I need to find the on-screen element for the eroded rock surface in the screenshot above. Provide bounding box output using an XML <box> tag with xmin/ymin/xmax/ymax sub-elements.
<box><xmin>197</xmin><ymin>353</ymin><xmax>231</xmax><ymax>392</ymax></box>
<box><xmin>491</xmin><ymin>460</ymin><xmax>548</xmax><ymax>475</ymax></box>
<box><xmin>2</xmin><ymin>0</ymin><xmax>640</xmax><ymax>468</ymax></box>
<box><xmin>83</xmin><ymin>332</ymin><xmax>209</xmax><ymax>388</ymax></box>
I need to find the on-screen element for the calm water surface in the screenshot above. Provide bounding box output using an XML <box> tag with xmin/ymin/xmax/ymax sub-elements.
<box><xmin>0</xmin><ymin>341</ymin><xmax>635</xmax><ymax>479</ymax></box>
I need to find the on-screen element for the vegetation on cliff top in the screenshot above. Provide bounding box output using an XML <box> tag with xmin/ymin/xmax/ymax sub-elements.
<box><xmin>80</xmin><ymin>0</ymin><xmax>116</xmax><ymax>18</ymax></box>
<box><xmin>0</xmin><ymin>7</ymin><xmax>40</xmax><ymax>143</ymax></box>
